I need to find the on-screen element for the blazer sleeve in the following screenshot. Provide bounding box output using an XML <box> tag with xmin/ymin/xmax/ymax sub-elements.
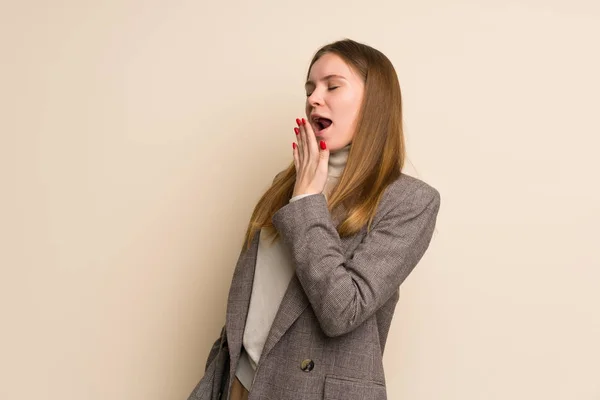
<box><xmin>204</xmin><ymin>324</ymin><xmax>226</xmax><ymax>372</ymax></box>
<box><xmin>271</xmin><ymin>183</ymin><xmax>441</xmax><ymax>337</ymax></box>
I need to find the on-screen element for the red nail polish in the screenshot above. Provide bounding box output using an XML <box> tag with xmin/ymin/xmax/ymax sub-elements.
<box><xmin>302</xmin><ymin>118</ymin><xmax>306</xmax><ymax>125</ymax></box>
<box><xmin>293</xmin><ymin>142</ymin><xmax>297</xmax><ymax>149</ymax></box>
<box><xmin>294</xmin><ymin>127</ymin><xmax>299</xmax><ymax>135</ymax></box>
<box><xmin>296</xmin><ymin>118</ymin><xmax>301</xmax><ymax>125</ymax></box>
<box><xmin>320</xmin><ymin>140</ymin><xmax>326</xmax><ymax>150</ymax></box>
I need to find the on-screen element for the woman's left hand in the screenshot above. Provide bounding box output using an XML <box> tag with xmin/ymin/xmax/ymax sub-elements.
<box><xmin>292</xmin><ymin>118</ymin><xmax>330</xmax><ymax>198</ymax></box>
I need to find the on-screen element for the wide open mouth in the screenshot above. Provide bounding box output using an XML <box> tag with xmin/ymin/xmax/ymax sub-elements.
<box><xmin>313</xmin><ymin>117</ymin><xmax>332</xmax><ymax>133</ymax></box>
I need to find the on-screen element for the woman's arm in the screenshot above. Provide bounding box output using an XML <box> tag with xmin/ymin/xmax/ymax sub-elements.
<box><xmin>272</xmin><ymin>182</ymin><xmax>440</xmax><ymax>337</ymax></box>
<box><xmin>204</xmin><ymin>325</ymin><xmax>226</xmax><ymax>372</ymax></box>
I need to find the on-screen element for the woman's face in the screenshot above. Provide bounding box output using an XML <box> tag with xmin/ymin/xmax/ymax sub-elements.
<box><xmin>305</xmin><ymin>53</ymin><xmax>365</xmax><ymax>152</ymax></box>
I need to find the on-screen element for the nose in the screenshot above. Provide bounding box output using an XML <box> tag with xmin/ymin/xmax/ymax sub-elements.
<box><xmin>307</xmin><ymin>90</ymin><xmax>323</xmax><ymax>107</ymax></box>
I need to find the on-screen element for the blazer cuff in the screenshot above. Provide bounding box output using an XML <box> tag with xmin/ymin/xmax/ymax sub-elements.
<box><xmin>274</xmin><ymin>193</ymin><xmax>331</xmax><ymax>229</ymax></box>
<box><xmin>289</xmin><ymin>193</ymin><xmax>318</xmax><ymax>203</ymax></box>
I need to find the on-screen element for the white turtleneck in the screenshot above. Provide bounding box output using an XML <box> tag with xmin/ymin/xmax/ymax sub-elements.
<box><xmin>235</xmin><ymin>144</ymin><xmax>351</xmax><ymax>391</ymax></box>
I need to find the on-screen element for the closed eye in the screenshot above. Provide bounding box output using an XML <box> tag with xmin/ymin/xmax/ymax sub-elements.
<box><xmin>305</xmin><ymin>86</ymin><xmax>340</xmax><ymax>97</ymax></box>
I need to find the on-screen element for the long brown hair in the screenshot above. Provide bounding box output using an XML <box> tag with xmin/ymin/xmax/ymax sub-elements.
<box><xmin>243</xmin><ymin>38</ymin><xmax>406</xmax><ymax>249</ymax></box>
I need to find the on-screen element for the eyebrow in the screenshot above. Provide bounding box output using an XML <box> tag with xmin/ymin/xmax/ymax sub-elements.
<box><xmin>304</xmin><ymin>74</ymin><xmax>347</xmax><ymax>88</ymax></box>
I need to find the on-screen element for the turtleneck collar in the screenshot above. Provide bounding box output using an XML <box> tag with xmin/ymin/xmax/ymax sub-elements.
<box><xmin>328</xmin><ymin>143</ymin><xmax>351</xmax><ymax>178</ymax></box>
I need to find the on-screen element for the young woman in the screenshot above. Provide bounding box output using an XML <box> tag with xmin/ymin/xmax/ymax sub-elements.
<box><xmin>187</xmin><ymin>38</ymin><xmax>441</xmax><ymax>400</ymax></box>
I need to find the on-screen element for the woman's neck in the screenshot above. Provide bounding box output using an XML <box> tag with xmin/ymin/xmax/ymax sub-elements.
<box><xmin>328</xmin><ymin>143</ymin><xmax>351</xmax><ymax>178</ymax></box>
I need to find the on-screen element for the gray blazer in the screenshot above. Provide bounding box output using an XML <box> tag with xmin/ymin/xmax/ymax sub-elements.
<box><xmin>188</xmin><ymin>173</ymin><xmax>441</xmax><ymax>400</ymax></box>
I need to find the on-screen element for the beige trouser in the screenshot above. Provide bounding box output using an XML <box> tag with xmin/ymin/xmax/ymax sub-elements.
<box><xmin>229</xmin><ymin>376</ymin><xmax>249</xmax><ymax>400</ymax></box>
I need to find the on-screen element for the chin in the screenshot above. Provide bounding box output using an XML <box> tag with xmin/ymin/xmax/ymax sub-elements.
<box><xmin>324</xmin><ymin>141</ymin><xmax>343</xmax><ymax>152</ymax></box>
<box><xmin>315</xmin><ymin>129</ymin><xmax>350</xmax><ymax>152</ymax></box>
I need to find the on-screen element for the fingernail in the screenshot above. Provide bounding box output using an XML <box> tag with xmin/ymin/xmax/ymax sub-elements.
<box><xmin>293</xmin><ymin>142</ymin><xmax>297</xmax><ymax>149</ymax></box>
<box><xmin>294</xmin><ymin>127</ymin><xmax>299</xmax><ymax>135</ymax></box>
<box><xmin>302</xmin><ymin>118</ymin><xmax>306</xmax><ymax>125</ymax></box>
<box><xmin>296</xmin><ymin>118</ymin><xmax>301</xmax><ymax>126</ymax></box>
<box><xmin>320</xmin><ymin>140</ymin><xmax>326</xmax><ymax>150</ymax></box>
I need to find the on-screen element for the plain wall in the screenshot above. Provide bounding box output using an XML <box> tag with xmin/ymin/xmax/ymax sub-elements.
<box><xmin>1</xmin><ymin>0</ymin><xmax>599</xmax><ymax>399</ymax></box>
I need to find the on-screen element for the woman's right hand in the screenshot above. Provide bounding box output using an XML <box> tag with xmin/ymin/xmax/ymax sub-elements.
<box><xmin>292</xmin><ymin>117</ymin><xmax>330</xmax><ymax>198</ymax></box>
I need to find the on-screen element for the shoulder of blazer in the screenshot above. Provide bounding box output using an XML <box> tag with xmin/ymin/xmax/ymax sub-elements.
<box><xmin>374</xmin><ymin>173</ymin><xmax>441</xmax><ymax>221</ymax></box>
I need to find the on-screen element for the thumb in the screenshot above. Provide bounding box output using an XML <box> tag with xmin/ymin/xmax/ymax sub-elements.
<box><xmin>317</xmin><ymin>140</ymin><xmax>330</xmax><ymax>174</ymax></box>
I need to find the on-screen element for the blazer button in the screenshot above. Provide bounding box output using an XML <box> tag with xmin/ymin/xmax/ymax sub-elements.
<box><xmin>300</xmin><ymin>359</ymin><xmax>314</xmax><ymax>372</ymax></box>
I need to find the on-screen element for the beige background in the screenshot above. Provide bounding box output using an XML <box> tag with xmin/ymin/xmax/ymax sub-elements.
<box><xmin>1</xmin><ymin>0</ymin><xmax>599</xmax><ymax>399</ymax></box>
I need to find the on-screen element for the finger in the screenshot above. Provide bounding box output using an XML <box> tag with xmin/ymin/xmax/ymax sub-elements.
<box><xmin>317</xmin><ymin>140</ymin><xmax>330</xmax><ymax>176</ymax></box>
<box><xmin>299</xmin><ymin>118</ymin><xmax>309</xmax><ymax>166</ymax></box>
<box><xmin>303</xmin><ymin>117</ymin><xmax>318</xmax><ymax>148</ymax></box>
<box><xmin>302</xmin><ymin>118</ymin><xmax>319</xmax><ymax>165</ymax></box>
<box><xmin>292</xmin><ymin>142</ymin><xmax>299</xmax><ymax>170</ymax></box>
<box><xmin>295</xmin><ymin>119</ymin><xmax>304</xmax><ymax>166</ymax></box>
<box><xmin>294</xmin><ymin>125</ymin><xmax>303</xmax><ymax>166</ymax></box>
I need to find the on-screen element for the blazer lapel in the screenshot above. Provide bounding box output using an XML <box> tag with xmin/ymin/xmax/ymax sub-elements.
<box><xmin>225</xmin><ymin>233</ymin><xmax>259</xmax><ymax>368</ymax></box>
<box><xmin>260</xmin><ymin>205</ymin><xmax>355</xmax><ymax>361</ymax></box>
<box><xmin>260</xmin><ymin>274</ymin><xmax>309</xmax><ymax>360</ymax></box>
<box><xmin>225</xmin><ymin>205</ymin><xmax>355</xmax><ymax>371</ymax></box>
<box><xmin>225</xmin><ymin>230</ymin><xmax>310</xmax><ymax>368</ymax></box>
